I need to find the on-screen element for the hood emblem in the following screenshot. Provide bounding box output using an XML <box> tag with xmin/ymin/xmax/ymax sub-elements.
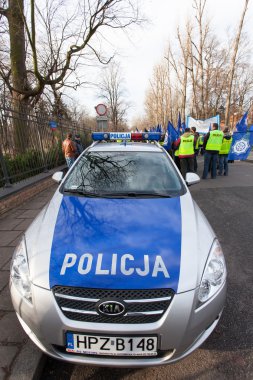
<box><xmin>97</xmin><ymin>300</ymin><xmax>126</xmax><ymax>316</ymax></box>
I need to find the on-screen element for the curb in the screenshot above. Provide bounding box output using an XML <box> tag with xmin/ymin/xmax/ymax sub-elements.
<box><xmin>0</xmin><ymin>184</ymin><xmax>58</xmax><ymax>380</ymax></box>
<box><xmin>0</xmin><ymin>165</ymin><xmax>66</xmax><ymax>216</ymax></box>
<box><xmin>8</xmin><ymin>340</ymin><xmax>45</xmax><ymax>380</ymax></box>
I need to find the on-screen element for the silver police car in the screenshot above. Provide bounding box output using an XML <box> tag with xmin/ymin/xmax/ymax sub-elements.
<box><xmin>10</xmin><ymin>132</ymin><xmax>226</xmax><ymax>367</ymax></box>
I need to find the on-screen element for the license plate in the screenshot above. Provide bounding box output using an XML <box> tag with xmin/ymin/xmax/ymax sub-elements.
<box><xmin>66</xmin><ymin>333</ymin><xmax>157</xmax><ymax>356</ymax></box>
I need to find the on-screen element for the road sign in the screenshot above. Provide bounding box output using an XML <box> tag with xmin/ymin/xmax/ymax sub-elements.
<box><xmin>95</xmin><ymin>104</ymin><xmax>107</xmax><ymax>116</ymax></box>
<box><xmin>49</xmin><ymin>121</ymin><xmax>57</xmax><ymax>129</ymax></box>
<box><xmin>96</xmin><ymin>116</ymin><xmax>108</xmax><ymax>131</ymax></box>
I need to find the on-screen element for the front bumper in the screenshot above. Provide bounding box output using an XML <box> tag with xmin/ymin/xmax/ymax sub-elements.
<box><xmin>10</xmin><ymin>281</ymin><xmax>226</xmax><ymax>367</ymax></box>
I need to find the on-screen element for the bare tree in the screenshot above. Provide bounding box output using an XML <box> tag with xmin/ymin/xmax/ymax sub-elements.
<box><xmin>131</xmin><ymin>115</ymin><xmax>150</xmax><ymax>131</ymax></box>
<box><xmin>0</xmin><ymin>0</ymin><xmax>142</xmax><ymax>150</ymax></box>
<box><xmin>192</xmin><ymin>0</ymin><xmax>208</xmax><ymax>117</ymax></box>
<box><xmin>164</xmin><ymin>4</ymin><xmax>215</xmax><ymax>122</ymax></box>
<box><xmin>150</xmin><ymin>0</ymin><xmax>253</xmax><ymax>127</ymax></box>
<box><xmin>177</xmin><ymin>25</ymin><xmax>191</xmax><ymax>120</ymax></box>
<box><xmin>0</xmin><ymin>0</ymin><xmax>142</xmax><ymax>102</ymax></box>
<box><xmin>225</xmin><ymin>0</ymin><xmax>250</xmax><ymax>125</ymax></box>
<box><xmin>145</xmin><ymin>62</ymin><xmax>171</xmax><ymax>127</ymax></box>
<box><xmin>97</xmin><ymin>61</ymin><xmax>130</xmax><ymax>131</ymax></box>
<box><xmin>165</xmin><ymin>22</ymin><xmax>192</xmax><ymax>122</ymax></box>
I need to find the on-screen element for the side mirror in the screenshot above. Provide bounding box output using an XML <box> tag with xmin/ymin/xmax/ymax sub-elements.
<box><xmin>52</xmin><ymin>171</ymin><xmax>63</xmax><ymax>183</ymax></box>
<box><xmin>186</xmin><ymin>172</ymin><xmax>200</xmax><ymax>186</ymax></box>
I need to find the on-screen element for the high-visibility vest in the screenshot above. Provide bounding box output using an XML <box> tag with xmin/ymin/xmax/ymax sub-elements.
<box><xmin>195</xmin><ymin>136</ymin><xmax>199</xmax><ymax>149</ymax></box>
<box><xmin>219</xmin><ymin>136</ymin><xmax>232</xmax><ymax>154</ymax></box>
<box><xmin>206</xmin><ymin>130</ymin><xmax>224</xmax><ymax>151</ymax></box>
<box><xmin>174</xmin><ymin>149</ymin><xmax>179</xmax><ymax>157</ymax></box>
<box><xmin>198</xmin><ymin>135</ymin><xmax>204</xmax><ymax>146</ymax></box>
<box><xmin>178</xmin><ymin>135</ymin><xmax>194</xmax><ymax>156</ymax></box>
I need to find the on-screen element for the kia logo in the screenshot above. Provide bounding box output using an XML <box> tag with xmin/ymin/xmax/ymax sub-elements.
<box><xmin>97</xmin><ymin>300</ymin><xmax>126</xmax><ymax>316</ymax></box>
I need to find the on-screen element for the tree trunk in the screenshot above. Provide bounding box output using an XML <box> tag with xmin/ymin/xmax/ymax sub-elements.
<box><xmin>225</xmin><ymin>0</ymin><xmax>249</xmax><ymax>125</ymax></box>
<box><xmin>197</xmin><ymin>3</ymin><xmax>206</xmax><ymax>118</ymax></box>
<box><xmin>8</xmin><ymin>0</ymin><xmax>29</xmax><ymax>152</ymax></box>
<box><xmin>12</xmin><ymin>99</ymin><xmax>30</xmax><ymax>154</ymax></box>
<box><xmin>8</xmin><ymin>0</ymin><xmax>27</xmax><ymax>94</ymax></box>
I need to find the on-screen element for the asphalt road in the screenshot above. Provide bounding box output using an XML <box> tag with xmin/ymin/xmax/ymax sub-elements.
<box><xmin>40</xmin><ymin>160</ymin><xmax>253</xmax><ymax>380</ymax></box>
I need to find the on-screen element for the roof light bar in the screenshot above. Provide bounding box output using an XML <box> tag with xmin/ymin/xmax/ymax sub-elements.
<box><xmin>92</xmin><ymin>132</ymin><xmax>161</xmax><ymax>141</ymax></box>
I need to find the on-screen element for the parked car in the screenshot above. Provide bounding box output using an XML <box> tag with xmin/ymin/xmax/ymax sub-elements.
<box><xmin>10</xmin><ymin>132</ymin><xmax>226</xmax><ymax>367</ymax></box>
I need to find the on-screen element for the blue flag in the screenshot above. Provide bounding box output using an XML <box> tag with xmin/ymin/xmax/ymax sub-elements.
<box><xmin>228</xmin><ymin>131</ymin><xmax>253</xmax><ymax>160</ymax></box>
<box><xmin>181</xmin><ymin>122</ymin><xmax>186</xmax><ymax>134</ymax></box>
<box><xmin>177</xmin><ymin>112</ymin><xmax>181</xmax><ymax>134</ymax></box>
<box><xmin>163</xmin><ymin>121</ymin><xmax>179</xmax><ymax>150</ymax></box>
<box><xmin>170</xmin><ymin>122</ymin><xmax>179</xmax><ymax>142</ymax></box>
<box><xmin>250</xmin><ymin>125</ymin><xmax>253</xmax><ymax>145</ymax></box>
<box><xmin>236</xmin><ymin>111</ymin><xmax>248</xmax><ymax>133</ymax></box>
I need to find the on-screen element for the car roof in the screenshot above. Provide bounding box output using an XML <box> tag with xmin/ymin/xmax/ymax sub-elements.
<box><xmin>88</xmin><ymin>142</ymin><xmax>163</xmax><ymax>153</ymax></box>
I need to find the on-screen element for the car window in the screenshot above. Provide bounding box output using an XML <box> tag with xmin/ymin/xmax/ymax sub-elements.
<box><xmin>61</xmin><ymin>151</ymin><xmax>186</xmax><ymax>197</ymax></box>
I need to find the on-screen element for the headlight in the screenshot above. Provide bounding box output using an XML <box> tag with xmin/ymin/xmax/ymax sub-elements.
<box><xmin>198</xmin><ymin>239</ymin><xmax>226</xmax><ymax>304</ymax></box>
<box><xmin>10</xmin><ymin>236</ymin><xmax>32</xmax><ymax>303</ymax></box>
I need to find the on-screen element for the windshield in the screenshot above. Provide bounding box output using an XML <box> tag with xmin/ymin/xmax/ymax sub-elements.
<box><xmin>61</xmin><ymin>151</ymin><xmax>185</xmax><ymax>198</ymax></box>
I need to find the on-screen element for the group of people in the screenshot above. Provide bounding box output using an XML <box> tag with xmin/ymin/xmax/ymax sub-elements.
<box><xmin>62</xmin><ymin>127</ymin><xmax>233</xmax><ymax>178</ymax></box>
<box><xmin>62</xmin><ymin>133</ymin><xmax>84</xmax><ymax>168</ymax></box>
<box><xmin>171</xmin><ymin>123</ymin><xmax>232</xmax><ymax>180</ymax></box>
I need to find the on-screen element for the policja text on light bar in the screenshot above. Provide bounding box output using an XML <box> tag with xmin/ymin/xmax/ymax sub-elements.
<box><xmin>92</xmin><ymin>132</ymin><xmax>161</xmax><ymax>141</ymax></box>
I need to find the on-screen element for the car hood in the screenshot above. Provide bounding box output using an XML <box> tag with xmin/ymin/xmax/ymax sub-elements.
<box><xmin>26</xmin><ymin>191</ymin><xmax>215</xmax><ymax>293</ymax></box>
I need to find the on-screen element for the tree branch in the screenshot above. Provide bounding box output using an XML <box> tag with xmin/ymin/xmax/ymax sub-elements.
<box><xmin>0</xmin><ymin>6</ymin><xmax>8</xmax><ymax>18</ymax></box>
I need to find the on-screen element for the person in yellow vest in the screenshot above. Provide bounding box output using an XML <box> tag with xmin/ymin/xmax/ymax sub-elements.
<box><xmin>198</xmin><ymin>134</ymin><xmax>204</xmax><ymax>155</ymax></box>
<box><xmin>174</xmin><ymin>127</ymin><xmax>195</xmax><ymax>179</ymax></box>
<box><xmin>190</xmin><ymin>126</ymin><xmax>200</xmax><ymax>172</ymax></box>
<box><xmin>218</xmin><ymin>127</ymin><xmax>232</xmax><ymax>176</ymax></box>
<box><xmin>202</xmin><ymin>123</ymin><xmax>224</xmax><ymax>179</ymax></box>
<box><xmin>172</xmin><ymin>142</ymin><xmax>181</xmax><ymax>171</ymax></box>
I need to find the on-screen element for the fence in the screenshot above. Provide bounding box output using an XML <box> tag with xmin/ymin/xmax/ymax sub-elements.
<box><xmin>0</xmin><ymin>99</ymin><xmax>92</xmax><ymax>188</ymax></box>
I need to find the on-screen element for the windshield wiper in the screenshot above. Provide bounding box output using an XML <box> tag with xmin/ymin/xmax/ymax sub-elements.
<box><xmin>101</xmin><ymin>192</ymin><xmax>172</xmax><ymax>198</ymax></box>
<box><xmin>63</xmin><ymin>188</ymin><xmax>87</xmax><ymax>195</ymax></box>
<box><xmin>134</xmin><ymin>192</ymin><xmax>172</xmax><ymax>198</ymax></box>
<box><xmin>63</xmin><ymin>189</ymin><xmax>172</xmax><ymax>198</ymax></box>
<box><xmin>63</xmin><ymin>189</ymin><xmax>115</xmax><ymax>198</ymax></box>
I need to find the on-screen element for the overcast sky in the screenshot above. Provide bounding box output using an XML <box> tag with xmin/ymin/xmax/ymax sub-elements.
<box><xmin>71</xmin><ymin>0</ymin><xmax>253</xmax><ymax>126</ymax></box>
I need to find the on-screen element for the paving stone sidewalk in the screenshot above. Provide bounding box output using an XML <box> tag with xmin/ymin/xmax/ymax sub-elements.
<box><xmin>0</xmin><ymin>184</ymin><xmax>57</xmax><ymax>380</ymax></box>
<box><xmin>0</xmin><ymin>156</ymin><xmax>252</xmax><ymax>380</ymax></box>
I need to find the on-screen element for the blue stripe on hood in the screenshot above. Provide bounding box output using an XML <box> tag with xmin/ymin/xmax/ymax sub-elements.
<box><xmin>50</xmin><ymin>196</ymin><xmax>182</xmax><ymax>291</ymax></box>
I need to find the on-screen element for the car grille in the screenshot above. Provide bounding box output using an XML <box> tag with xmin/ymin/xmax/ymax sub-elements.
<box><xmin>53</xmin><ymin>286</ymin><xmax>174</xmax><ymax>324</ymax></box>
